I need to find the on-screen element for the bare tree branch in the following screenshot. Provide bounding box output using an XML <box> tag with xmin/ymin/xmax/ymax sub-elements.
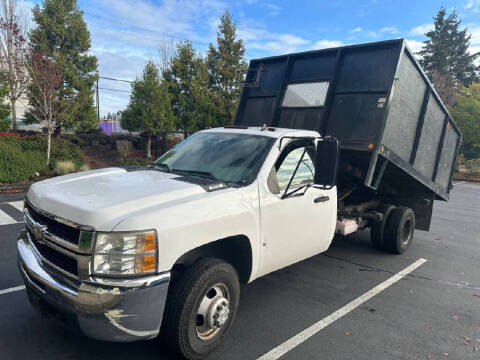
<box><xmin>0</xmin><ymin>0</ymin><xmax>29</xmax><ymax>130</ymax></box>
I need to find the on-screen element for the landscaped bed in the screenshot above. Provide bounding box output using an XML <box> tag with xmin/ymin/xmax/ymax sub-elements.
<box><xmin>0</xmin><ymin>131</ymin><xmax>181</xmax><ymax>185</ymax></box>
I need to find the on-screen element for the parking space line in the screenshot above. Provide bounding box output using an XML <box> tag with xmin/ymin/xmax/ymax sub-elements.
<box><xmin>0</xmin><ymin>285</ymin><xmax>25</xmax><ymax>295</ymax></box>
<box><xmin>257</xmin><ymin>258</ymin><xmax>427</xmax><ymax>360</ymax></box>
<box><xmin>0</xmin><ymin>203</ymin><xmax>23</xmax><ymax>223</ymax></box>
<box><xmin>0</xmin><ymin>208</ymin><xmax>19</xmax><ymax>225</ymax></box>
<box><xmin>9</xmin><ymin>201</ymin><xmax>24</xmax><ymax>213</ymax></box>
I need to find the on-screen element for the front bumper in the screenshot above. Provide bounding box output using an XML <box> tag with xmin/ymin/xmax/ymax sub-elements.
<box><xmin>17</xmin><ymin>230</ymin><xmax>170</xmax><ymax>342</ymax></box>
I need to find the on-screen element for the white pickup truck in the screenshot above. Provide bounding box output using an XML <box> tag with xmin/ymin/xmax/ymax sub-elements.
<box><xmin>18</xmin><ymin>126</ymin><xmax>350</xmax><ymax>359</ymax></box>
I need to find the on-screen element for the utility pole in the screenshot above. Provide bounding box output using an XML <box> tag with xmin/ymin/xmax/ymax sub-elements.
<box><xmin>96</xmin><ymin>74</ymin><xmax>100</xmax><ymax>120</ymax></box>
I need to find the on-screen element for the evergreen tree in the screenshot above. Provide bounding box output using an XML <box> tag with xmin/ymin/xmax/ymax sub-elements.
<box><xmin>419</xmin><ymin>8</ymin><xmax>478</xmax><ymax>89</ymax></box>
<box><xmin>0</xmin><ymin>80</ymin><xmax>11</xmax><ymax>131</ymax></box>
<box><xmin>450</xmin><ymin>83</ymin><xmax>480</xmax><ymax>160</ymax></box>
<box><xmin>165</xmin><ymin>41</ymin><xmax>215</xmax><ymax>134</ymax></box>
<box><xmin>207</xmin><ymin>10</ymin><xmax>247</xmax><ymax>126</ymax></box>
<box><xmin>28</xmin><ymin>0</ymin><xmax>98</xmax><ymax>134</ymax></box>
<box><xmin>121</xmin><ymin>62</ymin><xmax>175</xmax><ymax>158</ymax></box>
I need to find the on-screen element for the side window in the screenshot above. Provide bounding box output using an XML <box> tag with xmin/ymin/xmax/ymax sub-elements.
<box><xmin>276</xmin><ymin>145</ymin><xmax>315</xmax><ymax>189</ymax></box>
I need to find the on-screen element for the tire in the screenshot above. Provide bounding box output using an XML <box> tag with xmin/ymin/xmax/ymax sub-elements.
<box><xmin>384</xmin><ymin>206</ymin><xmax>415</xmax><ymax>254</ymax></box>
<box><xmin>161</xmin><ymin>258</ymin><xmax>240</xmax><ymax>360</ymax></box>
<box><xmin>371</xmin><ymin>204</ymin><xmax>396</xmax><ymax>250</ymax></box>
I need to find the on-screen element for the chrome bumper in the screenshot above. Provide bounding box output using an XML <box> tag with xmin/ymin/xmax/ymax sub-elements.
<box><xmin>17</xmin><ymin>230</ymin><xmax>170</xmax><ymax>342</ymax></box>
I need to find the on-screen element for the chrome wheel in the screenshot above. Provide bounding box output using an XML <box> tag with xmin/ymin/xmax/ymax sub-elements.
<box><xmin>195</xmin><ymin>283</ymin><xmax>230</xmax><ymax>341</ymax></box>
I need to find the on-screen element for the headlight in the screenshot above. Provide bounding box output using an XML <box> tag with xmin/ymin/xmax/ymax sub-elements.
<box><xmin>92</xmin><ymin>230</ymin><xmax>157</xmax><ymax>276</ymax></box>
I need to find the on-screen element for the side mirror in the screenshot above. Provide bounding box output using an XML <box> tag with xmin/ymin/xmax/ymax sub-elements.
<box><xmin>314</xmin><ymin>137</ymin><xmax>340</xmax><ymax>189</ymax></box>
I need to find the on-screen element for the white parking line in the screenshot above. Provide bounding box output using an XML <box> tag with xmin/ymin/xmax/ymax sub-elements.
<box><xmin>0</xmin><ymin>285</ymin><xmax>25</xmax><ymax>295</ymax></box>
<box><xmin>257</xmin><ymin>258</ymin><xmax>428</xmax><ymax>360</ymax></box>
<box><xmin>0</xmin><ymin>209</ymin><xmax>19</xmax><ymax>225</ymax></box>
<box><xmin>9</xmin><ymin>201</ymin><xmax>24</xmax><ymax>213</ymax></box>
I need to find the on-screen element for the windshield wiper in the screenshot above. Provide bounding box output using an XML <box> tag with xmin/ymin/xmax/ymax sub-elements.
<box><xmin>150</xmin><ymin>163</ymin><xmax>172</xmax><ymax>173</ymax></box>
<box><xmin>172</xmin><ymin>169</ymin><xmax>218</xmax><ymax>180</ymax></box>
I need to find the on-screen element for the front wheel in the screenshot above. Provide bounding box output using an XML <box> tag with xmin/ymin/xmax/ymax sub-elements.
<box><xmin>161</xmin><ymin>258</ymin><xmax>240</xmax><ymax>360</ymax></box>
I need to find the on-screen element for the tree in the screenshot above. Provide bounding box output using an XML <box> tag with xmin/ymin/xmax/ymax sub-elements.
<box><xmin>0</xmin><ymin>80</ymin><xmax>10</xmax><ymax>131</ymax></box>
<box><xmin>121</xmin><ymin>62</ymin><xmax>175</xmax><ymax>158</ymax></box>
<box><xmin>418</xmin><ymin>8</ymin><xmax>479</xmax><ymax>105</ymax></box>
<box><xmin>153</xmin><ymin>36</ymin><xmax>177</xmax><ymax>78</ymax></box>
<box><xmin>0</xmin><ymin>0</ymin><xmax>29</xmax><ymax>131</ymax></box>
<box><xmin>28</xmin><ymin>0</ymin><xmax>98</xmax><ymax>134</ymax></box>
<box><xmin>165</xmin><ymin>41</ymin><xmax>215</xmax><ymax>135</ymax></box>
<box><xmin>450</xmin><ymin>82</ymin><xmax>480</xmax><ymax>160</ymax></box>
<box><xmin>25</xmin><ymin>52</ymin><xmax>72</xmax><ymax>165</ymax></box>
<box><xmin>207</xmin><ymin>10</ymin><xmax>247</xmax><ymax>126</ymax></box>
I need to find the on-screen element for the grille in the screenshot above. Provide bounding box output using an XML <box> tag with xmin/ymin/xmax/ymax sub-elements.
<box><xmin>29</xmin><ymin>229</ymin><xmax>79</xmax><ymax>276</ymax></box>
<box><xmin>282</xmin><ymin>82</ymin><xmax>329</xmax><ymax>108</ymax></box>
<box><xmin>25</xmin><ymin>202</ymin><xmax>80</xmax><ymax>246</ymax></box>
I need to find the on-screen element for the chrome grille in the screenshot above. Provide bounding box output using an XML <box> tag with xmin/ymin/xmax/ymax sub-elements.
<box><xmin>28</xmin><ymin>229</ymin><xmax>79</xmax><ymax>276</ymax></box>
<box><xmin>25</xmin><ymin>202</ymin><xmax>80</xmax><ymax>245</ymax></box>
<box><xmin>23</xmin><ymin>200</ymin><xmax>94</xmax><ymax>280</ymax></box>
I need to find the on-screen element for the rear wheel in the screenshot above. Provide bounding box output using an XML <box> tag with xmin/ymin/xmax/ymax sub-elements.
<box><xmin>371</xmin><ymin>204</ymin><xmax>396</xmax><ymax>250</ymax></box>
<box><xmin>161</xmin><ymin>258</ymin><xmax>240</xmax><ymax>360</ymax></box>
<box><xmin>384</xmin><ymin>206</ymin><xmax>415</xmax><ymax>254</ymax></box>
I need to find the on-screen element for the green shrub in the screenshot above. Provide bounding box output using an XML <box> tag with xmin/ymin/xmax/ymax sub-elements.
<box><xmin>55</xmin><ymin>160</ymin><xmax>76</xmax><ymax>175</ymax></box>
<box><xmin>125</xmin><ymin>158</ymin><xmax>150</xmax><ymax>167</ymax></box>
<box><xmin>0</xmin><ymin>139</ymin><xmax>46</xmax><ymax>183</ymax></box>
<box><xmin>20</xmin><ymin>135</ymin><xmax>85</xmax><ymax>168</ymax></box>
<box><xmin>0</xmin><ymin>118</ymin><xmax>10</xmax><ymax>131</ymax></box>
<box><xmin>0</xmin><ymin>134</ymin><xmax>86</xmax><ymax>183</ymax></box>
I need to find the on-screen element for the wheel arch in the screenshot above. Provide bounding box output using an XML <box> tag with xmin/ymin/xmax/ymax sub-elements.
<box><xmin>172</xmin><ymin>235</ymin><xmax>253</xmax><ymax>284</ymax></box>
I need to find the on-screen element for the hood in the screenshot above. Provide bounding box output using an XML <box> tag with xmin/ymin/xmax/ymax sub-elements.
<box><xmin>27</xmin><ymin>167</ymin><xmax>208</xmax><ymax>230</ymax></box>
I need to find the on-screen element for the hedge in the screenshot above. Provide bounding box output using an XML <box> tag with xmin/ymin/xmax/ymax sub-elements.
<box><xmin>0</xmin><ymin>140</ymin><xmax>46</xmax><ymax>183</ymax></box>
<box><xmin>0</xmin><ymin>135</ymin><xmax>86</xmax><ymax>183</ymax></box>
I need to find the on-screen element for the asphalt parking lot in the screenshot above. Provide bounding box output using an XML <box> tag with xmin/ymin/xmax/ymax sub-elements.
<box><xmin>0</xmin><ymin>182</ymin><xmax>479</xmax><ymax>360</ymax></box>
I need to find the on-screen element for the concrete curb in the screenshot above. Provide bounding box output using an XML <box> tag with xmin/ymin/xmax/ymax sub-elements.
<box><xmin>453</xmin><ymin>177</ymin><xmax>480</xmax><ymax>184</ymax></box>
<box><xmin>0</xmin><ymin>183</ymin><xmax>31</xmax><ymax>194</ymax></box>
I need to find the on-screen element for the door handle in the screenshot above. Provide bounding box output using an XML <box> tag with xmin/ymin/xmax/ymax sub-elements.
<box><xmin>314</xmin><ymin>195</ymin><xmax>329</xmax><ymax>203</ymax></box>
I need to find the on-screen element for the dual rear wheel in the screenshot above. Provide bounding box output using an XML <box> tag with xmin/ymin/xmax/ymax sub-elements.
<box><xmin>371</xmin><ymin>205</ymin><xmax>415</xmax><ymax>254</ymax></box>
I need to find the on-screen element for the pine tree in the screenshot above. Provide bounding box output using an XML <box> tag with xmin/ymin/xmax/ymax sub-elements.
<box><xmin>207</xmin><ymin>10</ymin><xmax>247</xmax><ymax>127</ymax></box>
<box><xmin>165</xmin><ymin>41</ymin><xmax>215</xmax><ymax>134</ymax></box>
<box><xmin>28</xmin><ymin>0</ymin><xmax>98</xmax><ymax>134</ymax></box>
<box><xmin>419</xmin><ymin>8</ymin><xmax>478</xmax><ymax>90</ymax></box>
<box><xmin>121</xmin><ymin>62</ymin><xmax>175</xmax><ymax>158</ymax></box>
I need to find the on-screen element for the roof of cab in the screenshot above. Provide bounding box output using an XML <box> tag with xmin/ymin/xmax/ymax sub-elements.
<box><xmin>201</xmin><ymin>126</ymin><xmax>320</xmax><ymax>139</ymax></box>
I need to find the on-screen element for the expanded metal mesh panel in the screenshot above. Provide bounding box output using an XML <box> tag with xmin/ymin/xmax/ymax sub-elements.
<box><xmin>383</xmin><ymin>53</ymin><xmax>426</xmax><ymax>161</ymax></box>
<box><xmin>413</xmin><ymin>97</ymin><xmax>445</xmax><ymax>179</ymax></box>
<box><xmin>282</xmin><ymin>82</ymin><xmax>329</xmax><ymax>108</ymax></box>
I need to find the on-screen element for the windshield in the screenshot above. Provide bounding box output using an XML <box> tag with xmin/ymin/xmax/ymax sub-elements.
<box><xmin>153</xmin><ymin>132</ymin><xmax>275</xmax><ymax>185</ymax></box>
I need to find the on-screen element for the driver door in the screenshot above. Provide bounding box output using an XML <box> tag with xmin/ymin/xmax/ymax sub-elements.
<box><xmin>258</xmin><ymin>139</ymin><xmax>335</xmax><ymax>276</ymax></box>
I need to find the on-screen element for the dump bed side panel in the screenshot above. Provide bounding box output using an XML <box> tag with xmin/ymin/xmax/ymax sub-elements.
<box><xmin>380</xmin><ymin>48</ymin><xmax>461</xmax><ymax>199</ymax></box>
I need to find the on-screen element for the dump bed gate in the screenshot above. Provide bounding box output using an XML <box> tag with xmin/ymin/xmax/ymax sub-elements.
<box><xmin>234</xmin><ymin>39</ymin><xmax>461</xmax><ymax>200</ymax></box>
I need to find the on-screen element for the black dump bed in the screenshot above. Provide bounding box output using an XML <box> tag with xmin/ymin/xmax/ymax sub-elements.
<box><xmin>235</xmin><ymin>39</ymin><xmax>461</xmax><ymax>203</ymax></box>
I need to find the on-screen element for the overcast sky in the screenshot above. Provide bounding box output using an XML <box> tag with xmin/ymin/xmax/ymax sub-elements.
<box><xmin>24</xmin><ymin>0</ymin><xmax>480</xmax><ymax>116</ymax></box>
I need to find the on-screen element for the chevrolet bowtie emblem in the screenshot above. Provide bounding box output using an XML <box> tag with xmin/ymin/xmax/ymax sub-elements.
<box><xmin>32</xmin><ymin>220</ymin><xmax>47</xmax><ymax>242</ymax></box>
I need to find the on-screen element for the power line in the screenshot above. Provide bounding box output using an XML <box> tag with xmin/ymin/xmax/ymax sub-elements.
<box><xmin>100</xmin><ymin>76</ymin><xmax>134</xmax><ymax>84</ymax></box>
<box><xmin>98</xmin><ymin>87</ymin><xmax>130</xmax><ymax>93</ymax></box>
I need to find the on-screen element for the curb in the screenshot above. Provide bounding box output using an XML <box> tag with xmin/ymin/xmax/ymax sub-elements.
<box><xmin>453</xmin><ymin>177</ymin><xmax>480</xmax><ymax>184</ymax></box>
<box><xmin>0</xmin><ymin>183</ymin><xmax>31</xmax><ymax>194</ymax></box>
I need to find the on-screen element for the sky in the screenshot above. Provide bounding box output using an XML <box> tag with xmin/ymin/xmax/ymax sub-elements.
<box><xmin>24</xmin><ymin>0</ymin><xmax>480</xmax><ymax>116</ymax></box>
